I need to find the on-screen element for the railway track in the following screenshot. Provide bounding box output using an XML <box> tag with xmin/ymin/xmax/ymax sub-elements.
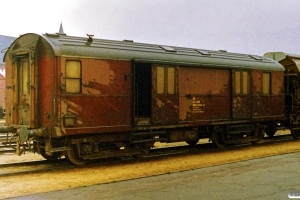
<box><xmin>0</xmin><ymin>132</ymin><xmax>295</xmax><ymax>177</ymax></box>
<box><xmin>0</xmin><ymin>120</ymin><xmax>16</xmax><ymax>156</ymax></box>
<box><xmin>0</xmin><ymin>133</ymin><xmax>16</xmax><ymax>155</ymax></box>
<box><xmin>0</xmin><ymin>159</ymin><xmax>73</xmax><ymax>177</ymax></box>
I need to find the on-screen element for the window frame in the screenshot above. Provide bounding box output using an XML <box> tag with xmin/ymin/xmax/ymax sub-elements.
<box><xmin>156</xmin><ymin>65</ymin><xmax>177</xmax><ymax>95</ymax></box>
<box><xmin>65</xmin><ymin>60</ymin><xmax>82</xmax><ymax>94</ymax></box>
<box><xmin>234</xmin><ymin>70</ymin><xmax>249</xmax><ymax>95</ymax></box>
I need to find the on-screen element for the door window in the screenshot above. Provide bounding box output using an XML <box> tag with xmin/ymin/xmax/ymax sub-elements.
<box><xmin>234</xmin><ymin>70</ymin><xmax>249</xmax><ymax>94</ymax></box>
<box><xmin>156</xmin><ymin>66</ymin><xmax>176</xmax><ymax>94</ymax></box>
<box><xmin>21</xmin><ymin>60</ymin><xmax>29</xmax><ymax>95</ymax></box>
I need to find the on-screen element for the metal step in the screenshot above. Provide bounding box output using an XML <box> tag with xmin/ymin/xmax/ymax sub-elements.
<box><xmin>132</xmin><ymin>138</ymin><xmax>167</xmax><ymax>144</ymax></box>
<box><xmin>228</xmin><ymin>130</ymin><xmax>252</xmax><ymax>135</ymax></box>
<box><xmin>132</xmin><ymin>129</ymin><xmax>167</xmax><ymax>144</ymax></box>
<box><xmin>228</xmin><ymin>124</ymin><xmax>252</xmax><ymax>135</ymax></box>
<box><xmin>132</xmin><ymin>130</ymin><xmax>167</xmax><ymax>136</ymax></box>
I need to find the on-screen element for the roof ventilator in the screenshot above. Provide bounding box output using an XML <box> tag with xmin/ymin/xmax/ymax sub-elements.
<box><xmin>123</xmin><ymin>39</ymin><xmax>134</xmax><ymax>42</ymax></box>
<box><xmin>86</xmin><ymin>34</ymin><xmax>94</xmax><ymax>45</ymax></box>
<box><xmin>160</xmin><ymin>46</ymin><xmax>177</xmax><ymax>52</ymax></box>
<box><xmin>250</xmin><ymin>55</ymin><xmax>263</xmax><ymax>60</ymax></box>
<box><xmin>196</xmin><ymin>49</ymin><xmax>211</xmax><ymax>56</ymax></box>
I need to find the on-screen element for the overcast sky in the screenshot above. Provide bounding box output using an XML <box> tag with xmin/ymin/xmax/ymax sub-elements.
<box><xmin>1</xmin><ymin>0</ymin><xmax>300</xmax><ymax>55</ymax></box>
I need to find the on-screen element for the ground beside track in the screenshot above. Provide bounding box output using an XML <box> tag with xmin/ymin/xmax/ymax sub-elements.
<box><xmin>1</xmin><ymin>138</ymin><xmax>300</xmax><ymax>199</ymax></box>
<box><xmin>13</xmin><ymin>151</ymin><xmax>300</xmax><ymax>200</ymax></box>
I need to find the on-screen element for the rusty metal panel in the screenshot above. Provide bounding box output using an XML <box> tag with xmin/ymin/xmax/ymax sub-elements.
<box><xmin>272</xmin><ymin>71</ymin><xmax>284</xmax><ymax>95</ymax></box>
<box><xmin>58</xmin><ymin>58</ymin><xmax>132</xmax><ymax>135</ymax></box>
<box><xmin>152</xmin><ymin>95</ymin><xmax>179</xmax><ymax>124</ymax></box>
<box><xmin>251</xmin><ymin>70</ymin><xmax>284</xmax><ymax>119</ymax></box>
<box><xmin>252</xmin><ymin>70</ymin><xmax>262</xmax><ymax>94</ymax></box>
<box><xmin>232</xmin><ymin>96</ymin><xmax>251</xmax><ymax>119</ymax></box>
<box><xmin>262</xmin><ymin>96</ymin><xmax>275</xmax><ymax>116</ymax></box>
<box><xmin>182</xmin><ymin>95</ymin><xmax>231</xmax><ymax>121</ymax></box>
<box><xmin>252</xmin><ymin>96</ymin><xmax>263</xmax><ymax>117</ymax></box>
<box><xmin>178</xmin><ymin>67</ymin><xmax>231</xmax><ymax>122</ymax></box>
<box><xmin>60</xmin><ymin>96</ymin><xmax>131</xmax><ymax>129</ymax></box>
<box><xmin>260</xmin><ymin>96</ymin><xmax>284</xmax><ymax>117</ymax></box>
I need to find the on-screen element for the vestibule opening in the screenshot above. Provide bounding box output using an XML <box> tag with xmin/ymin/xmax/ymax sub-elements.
<box><xmin>134</xmin><ymin>63</ymin><xmax>152</xmax><ymax>118</ymax></box>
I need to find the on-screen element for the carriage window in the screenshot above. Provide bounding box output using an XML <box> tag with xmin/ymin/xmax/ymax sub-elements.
<box><xmin>21</xmin><ymin>60</ymin><xmax>29</xmax><ymax>95</ymax></box>
<box><xmin>263</xmin><ymin>72</ymin><xmax>271</xmax><ymax>94</ymax></box>
<box><xmin>242</xmin><ymin>71</ymin><xmax>248</xmax><ymax>94</ymax></box>
<box><xmin>167</xmin><ymin>67</ymin><xmax>175</xmax><ymax>94</ymax></box>
<box><xmin>235</xmin><ymin>71</ymin><xmax>241</xmax><ymax>94</ymax></box>
<box><xmin>157</xmin><ymin>67</ymin><xmax>165</xmax><ymax>94</ymax></box>
<box><xmin>66</xmin><ymin>61</ymin><xmax>81</xmax><ymax>94</ymax></box>
<box><xmin>235</xmin><ymin>71</ymin><xmax>248</xmax><ymax>94</ymax></box>
<box><xmin>156</xmin><ymin>66</ymin><xmax>176</xmax><ymax>94</ymax></box>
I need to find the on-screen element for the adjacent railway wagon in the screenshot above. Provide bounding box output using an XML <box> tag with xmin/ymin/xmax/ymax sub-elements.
<box><xmin>264</xmin><ymin>52</ymin><xmax>300</xmax><ymax>137</ymax></box>
<box><xmin>2</xmin><ymin>33</ymin><xmax>289</xmax><ymax>164</ymax></box>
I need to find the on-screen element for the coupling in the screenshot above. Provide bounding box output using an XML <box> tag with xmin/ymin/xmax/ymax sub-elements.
<box><xmin>17</xmin><ymin>126</ymin><xmax>47</xmax><ymax>142</ymax></box>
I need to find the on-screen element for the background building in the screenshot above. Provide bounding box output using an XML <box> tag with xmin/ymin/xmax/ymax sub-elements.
<box><xmin>0</xmin><ymin>35</ymin><xmax>16</xmax><ymax>117</ymax></box>
<box><xmin>0</xmin><ymin>35</ymin><xmax>16</xmax><ymax>73</ymax></box>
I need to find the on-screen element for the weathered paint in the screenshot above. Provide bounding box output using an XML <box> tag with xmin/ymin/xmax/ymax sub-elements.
<box><xmin>178</xmin><ymin>67</ymin><xmax>231</xmax><ymax>122</ymax></box>
<box><xmin>152</xmin><ymin>95</ymin><xmax>179</xmax><ymax>124</ymax></box>
<box><xmin>252</xmin><ymin>70</ymin><xmax>284</xmax><ymax>119</ymax></box>
<box><xmin>232</xmin><ymin>96</ymin><xmax>251</xmax><ymax>119</ymax></box>
<box><xmin>57</xmin><ymin>58</ymin><xmax>132</xmax><ymax>136</ymax></box>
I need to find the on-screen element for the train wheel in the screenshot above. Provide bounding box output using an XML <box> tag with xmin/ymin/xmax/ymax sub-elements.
<box><xmin>65</xmin><ymin>144</ymin><xmax>87</xmax><ymax>165</ymax></box>
<box><xmin>186</xmin><ymin>139</ymin><xmax>199</xmax><ymax>147</ymax></box>
<box><xmin>133</xmin><ymin>149</ymin><xmax>150</xmax><ymax>158</ymax></box>
<box><xmin>266</xmin><ymin>131</ymin><xmax>275</xmax><ymax>137</ymax></box>
<box><xmin>211</xmin><ymin>131</ymin><xmax>226</xmax><ymax>148</ymax></box>
<box><xmin>291</xmin><ymin>130</ymin><xmax>300</xmax><ymax>139</ymax></box>
<box><xmin>132</xmin><ymin>142</ymin><xmax>153</xmax><ymax>158</ymax></box>
<box><xmin>266</xmin><ymin>122</ymin><xmax>276</xmax><ymax>137</ymax></box>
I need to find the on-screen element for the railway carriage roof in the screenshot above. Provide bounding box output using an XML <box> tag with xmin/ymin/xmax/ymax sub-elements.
<box><xmin>5</xmin><ymin>33</ymin><xmax>284</xmax><ymax>71</ymax></box>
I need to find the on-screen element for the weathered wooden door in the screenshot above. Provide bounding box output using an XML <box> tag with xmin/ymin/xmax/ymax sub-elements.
<box><xmin>17</xmin><ymin>57</ymin><xmax>31</xmax><ymax>125</ymax></box>
<box><xmin>232</xmin><ymin>70</ymin><xmax>251</xmax><ymax>119</ymax></box>
<box><xmin>152</xmin><ymin>64</ymin><xmax>179</xmax><ymax>125</ymax></box>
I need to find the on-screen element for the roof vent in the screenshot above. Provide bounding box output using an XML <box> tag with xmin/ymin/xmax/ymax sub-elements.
<box><xmin>195</xmin><ymin>49</ymin><xmax>211</xmax><ymax>56</ymax></box>
<box><xmin>86</xmin><ymin>34</ymin><xmax>94</xmax><ymax>43</ymax></box>
<box><xmin>250</xmin><ymin>55</ymin><xmax>263</xmax><ymax>60</ymax></box>
<box><xmin>160</xmin><ymin>46</ymin><xmax>177</xmax><ymax>52</ymax></box>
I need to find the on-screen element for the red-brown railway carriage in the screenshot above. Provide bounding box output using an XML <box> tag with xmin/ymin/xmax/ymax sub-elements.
<box><xmin>3</xmin><ymin>33</ymin><xmax>285</xmax><ymax>164</ymax></box>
